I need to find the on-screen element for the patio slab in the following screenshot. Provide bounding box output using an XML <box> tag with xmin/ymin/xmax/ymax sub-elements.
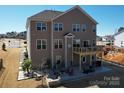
<box><xmin>47</xmin><ymin>66</ymin><xmax>112</xmax><ymax>86</ymax></box>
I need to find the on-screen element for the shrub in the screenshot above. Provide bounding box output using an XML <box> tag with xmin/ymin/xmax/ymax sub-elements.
<box><xmin>22</xmin><ymin>59</ymin><xmax>31</xmax><ymax>74</ymax></box>
<box><xmin>2</xmin><ymin>43</ymin><xmax>6</xmax><ymax>51</ymax></box>
<box><xmin>24</xmin><ymin>52</ymin><xmax>28</xmax><ymax>59</ymax></box>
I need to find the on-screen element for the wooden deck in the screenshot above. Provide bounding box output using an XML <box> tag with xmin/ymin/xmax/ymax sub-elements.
<box><xmin>73</xmin><ymin>46</ymin><xmax>103</xmax><ymax>56</ymax></box>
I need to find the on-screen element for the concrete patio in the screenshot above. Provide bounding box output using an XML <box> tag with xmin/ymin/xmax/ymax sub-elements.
<box><xmin>47</xmin><ymin>66</ymin><xmax>112</xmax><ymax>87</ymax></box>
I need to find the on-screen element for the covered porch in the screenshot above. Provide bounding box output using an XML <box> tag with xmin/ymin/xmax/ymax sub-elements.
<box><xmin>73</xmin><ymin>46</ymin><xmax>103</xmax><ymax>71</ymax></box>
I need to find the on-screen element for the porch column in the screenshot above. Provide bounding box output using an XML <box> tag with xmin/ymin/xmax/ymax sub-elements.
<box><xmin>65</xmin><ymin>37</ymin><xmax>67</xmax><ymax>68</ymax></box>
<box><xmin>101</xmin><ymin>52</ymin><xmax>103</xmax><ymax>66</ymax></box>
<box><xmin>90</xmin><ymin>54</ymin><xmax>92</xmax><ymax>66</ymax></box>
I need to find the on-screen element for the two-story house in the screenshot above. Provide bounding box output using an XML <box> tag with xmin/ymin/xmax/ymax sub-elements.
<box><xmin>26</xmin><ymin>5</ymin><xmax>98</xmax><ymax>71</ymax></box>
<box><xmin>114</xmin><ymin>29</ymin><xmax>124</xmax><ymax>48</ymax></box>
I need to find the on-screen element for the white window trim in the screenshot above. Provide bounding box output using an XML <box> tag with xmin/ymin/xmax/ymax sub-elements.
<box><xmin>36</xmin><ymin>22</ymin><xmax>47</xmax><ymax>31</ymax></box>
<box><xmin>54</xmin><ymin>23</ymin><xmax>63</xmax><ymax>32</ymax></box>
<box><xmin>54</xmin><ymin>39</ymin><xmax>63</xmax><ymax>49</ymax></box>
<box><xmin>36</xmin><ymin>39</ymin><xmax>47</xmax><ymax>50</ymax></box>
<box><xmin>72</xmin><ymin>24</ymin><xmax>80</xmax><ymax>32</ymax></box>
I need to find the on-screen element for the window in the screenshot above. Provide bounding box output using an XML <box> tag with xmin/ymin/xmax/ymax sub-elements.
<box><xmin>54</xmin><ymin>39</ymin><xmax>63</xmax><ymax>49</ymax></box>
<box><xmin>121</xmin><ymin>41</ymin><xmax>124</xmax><ymax>47</ymax></box>
<box><xmin>36</xmin><ymin>23</ymin><xmax>42</xmax><ymax>30</ymax></box>
<box><xmin>73</xmin><ymin>39</ymin><xmax>80</xmax><ymax>47</ymax></box>
<box><xmin>92</xmin><ymin>40</ymin><xmax>96</xmax><ymax>46</ymax></box>
<box><xmin>42</xmin><ymin>40</ymin><xmax>47</xmax><ymax>49</ymax></box>
<box><xmin>37</xmin><ymin>40</ymin><xmax>41</xmax><ymax>49</ymax></box>
<box><xmin>82</xmin><ymin>24</ymin><xmax>87</xmax><ymax>31</ymax></box>
<box><xmin>36</xmin><ymin>39</ymin><xmax>47</xmax><ymax>50</ymax></box>
<box><xmin>92</xmin><ymin>25</ymin><xmax>96</xmax><ymax>32</ymax></box>
<box><xmin>72</xmin><ymin>24</ymin><xmax>80</xmax><ymax>32</ymax></box>
<box><xmin>83</xmin><ymin>41</ymin><xmax>90</xmax><ymax>47</ymax></box>
<box><xmin>56</xmin><ymin>55</ymin><xmax>62</xmax><ymax>64</ymax></box>
<box><xmin>54</xmin><ymin>23</ymin><xmax>63</xmax><ymax>31</ymax></box>
<box><xmin>36</xmin><ymin>22</ymin><xmax>47</xmax><ymax>31</ymax></box>
<box><xmin>81</xmin><ymin>56</ymin><xmax>86</xmax><ymax>63</ymax></box>
<box><xmin>92</xmin><ymin>55</ymin><xmax>96</xmax><ymax>61</ymax></box>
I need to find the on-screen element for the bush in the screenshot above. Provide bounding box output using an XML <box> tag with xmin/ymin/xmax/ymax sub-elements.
<box><xmin>2</xmin><ymin>43</ymin><xmax>6</xmax><ymax>51</ymax></box>
<box><xmin>22</xmin><ymin>59</ymin><xmax>31</xmax><ymax>74</ymax></box>
<box><xmin>24</xmin><ymin>52</ymin><xmax>28</xmax><ymax>59</ymax></box>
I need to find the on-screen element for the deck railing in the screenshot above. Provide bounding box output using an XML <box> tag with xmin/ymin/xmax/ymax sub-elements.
<box><xmin>73</xmin><ymin>46</ymin><xmax>102</xmax><ymax>53</ymax></box>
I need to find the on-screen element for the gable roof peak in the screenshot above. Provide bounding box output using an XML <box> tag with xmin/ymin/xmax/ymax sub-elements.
<box><xmin>52</xmin><ymin>5</ymin><xmax>98</xmax><ymax>24</ymax></box>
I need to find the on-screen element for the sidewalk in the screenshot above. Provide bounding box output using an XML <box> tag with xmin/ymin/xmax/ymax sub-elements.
<box><xmin>17</xmin><ymin>48</ymin><xmax>29</xmax><ymax>81</ymax></box>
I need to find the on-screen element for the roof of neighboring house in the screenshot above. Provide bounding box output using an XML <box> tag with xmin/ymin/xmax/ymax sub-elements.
<box><xmin>114</xmin><ymin>29</ymin><xmax>124</xmax><ymax>36</ymax></box>
<box><xmin>102</xmin><ymin>35</ymin><xmax>114</xmax><ymax>41</ymax></box>
<box><xmin>26</xmin><ymin>5</ymin><xmax>98</xmax><ymax>28</ymax></box>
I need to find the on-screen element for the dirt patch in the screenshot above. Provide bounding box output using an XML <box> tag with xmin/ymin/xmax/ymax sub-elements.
<box><xmin>0</xmin><ymin>48</ymin><xmax>42</xmax><ymax>88</ymax></box>
<box><xmin>103</xmin><ymin>52</ymin><xmax>124</xmax><ymax>64</ymax></box>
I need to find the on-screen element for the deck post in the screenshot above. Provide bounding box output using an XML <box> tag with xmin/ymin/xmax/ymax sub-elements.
<box><xmin>79</xmin><ymin>54</ymin><xmax>81</xmax><ymax>71</ymax></box>
<box><xmin>90</xmin><ymin>54</ymin><xmax>92</xmax><ymax>65</ymax></box>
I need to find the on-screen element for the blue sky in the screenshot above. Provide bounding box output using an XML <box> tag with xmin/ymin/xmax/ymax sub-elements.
<box><xmin>0</xmin><ymin>5</ymin><xmax>124</xmax><ymax>36</ymax></box>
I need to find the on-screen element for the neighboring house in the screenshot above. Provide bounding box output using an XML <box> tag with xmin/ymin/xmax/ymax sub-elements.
<box><xmin>16</xmin><ymin>31</ymin><xmax>27</xmax><ymax>40</ymax></box>
<box><xmin>0</xmin><ymin>34</ymin><xmax>6</xmax><ymax>38</ymax></box>
<box><xmin>26</xmin><ymin>6</ymin><xmax>98</xmax><ymax>71</ymax></box>
<box><xmin>96</xmin><ymin>36</ymin><xmax>104</xmax><ymax>46</ymax></box>
<box><xmin>101</xmin><ymin>35</ymin><xmax>114</xmax><ymax>46</ymax></box>
<box><xmin>114</xmin><ymin>30</ymin><xmax>124</xmax><ymax>48</ymax></box>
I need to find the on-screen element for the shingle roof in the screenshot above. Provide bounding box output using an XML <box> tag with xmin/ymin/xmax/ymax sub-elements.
<box><xmin>114</xmin><ymin>30</ymin><xmax>124</xmax><ymax>36</ymax></box>
<box><xmin>28</xmin><ymin>10</ymin><xmax>63</xmax><ymax>21</ymax></box>
<box><xmin>26</xmin><ymin>6</ymin><xmax>98</xmax><ymax>28</ymax></box>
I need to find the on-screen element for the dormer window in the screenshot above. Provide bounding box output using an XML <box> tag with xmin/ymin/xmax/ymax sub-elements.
<box><xmin>54</xmin><ymin>23</ymin><xmax>63</xmax><ymax>31</ymax></box>
<box><xmin>72</xmin><ymin>24</ymin><xmax>80</xmax><ymax>32</ymax></box>
<box><xmin>92</xmin><ymin>25</ymin><xmax>96</xmax><ymax>32</ymax></box>
<box><xmin>36</xmin><ymin>22</ymin><xmax>47</xmax><ymax>31</ymax></box>
<box><xmin>82</xmin><ymin>24</ymin><xmax>87</xmax><ymax>31</ymax></box>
